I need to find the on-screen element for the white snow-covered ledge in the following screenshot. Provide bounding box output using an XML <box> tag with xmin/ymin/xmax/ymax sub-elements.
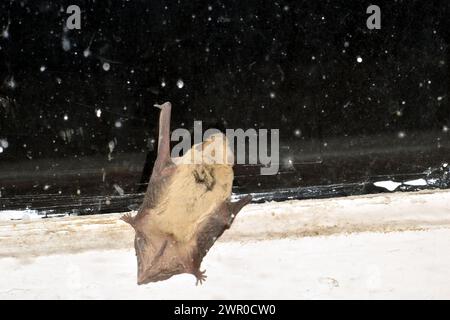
<box><xmin>1</xmin><ymin>189</ymin><xmax>450</xmax><ymax>258</ymax></box>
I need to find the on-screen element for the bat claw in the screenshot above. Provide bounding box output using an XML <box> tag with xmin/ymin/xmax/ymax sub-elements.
<box><xmin>121</xmin><ymin>213</ymin><xmax>135</xmax><ymax>226</ymax></box>
<box><xmin>195</xmin><ymin>269</ymin><xmax>207</xmax><ymax>286</ymax></box>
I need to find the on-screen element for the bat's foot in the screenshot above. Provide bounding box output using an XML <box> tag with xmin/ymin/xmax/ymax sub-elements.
<box><xmin>120</xmin><ymin>212</ymin><xmax>135</xmax><ymax>226</ymax></box>
<box><xmin>194</xmin><ymin>269</ymin><xmax>207</xmax><ymax>286</ymax></box>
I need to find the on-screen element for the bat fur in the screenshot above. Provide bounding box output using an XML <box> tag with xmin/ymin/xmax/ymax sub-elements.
<box><xmin>121</xmin><ymin>102</ymin><xmax>252</xmax><ymax>285</ymax></box>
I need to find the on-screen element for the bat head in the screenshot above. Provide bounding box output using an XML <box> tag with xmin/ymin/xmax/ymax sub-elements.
<box><xmin>174</xmin><ymin>131</ymin><xmax>234</xmax><ymax>167</ymax></box>
<box><xmin>198</xmin><ymin>132</ymin><xmax>234</xmax><ymax>166</ymax></box>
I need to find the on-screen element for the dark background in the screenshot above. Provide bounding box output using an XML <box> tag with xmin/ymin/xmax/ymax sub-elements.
<box><xmin>0</xmin><ymin>0</ymin><xmax>449</xmax><ymax>214</ymax></box>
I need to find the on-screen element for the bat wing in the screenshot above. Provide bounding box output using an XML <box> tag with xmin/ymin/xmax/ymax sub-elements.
<box><xmin>195</xmin><ymin>195</ymin><xmax>252</xmax><ymax>254</ymax></box>
<box><xmin>187</xmin><ymin>194</ymin><xmax>252</xmax><ymax>284</ymax></box>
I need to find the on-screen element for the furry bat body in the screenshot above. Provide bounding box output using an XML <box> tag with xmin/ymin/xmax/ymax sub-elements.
<box><xmin>122</xmin><ymin>102</ymin><xmax>252</xmax><ymax>285</ymax></box>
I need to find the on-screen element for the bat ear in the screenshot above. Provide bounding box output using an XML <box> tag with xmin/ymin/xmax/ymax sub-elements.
<box><xmin>121</xmin><ymin>213</ymin><xmax>136</xmax><ymax>228</ymax></box>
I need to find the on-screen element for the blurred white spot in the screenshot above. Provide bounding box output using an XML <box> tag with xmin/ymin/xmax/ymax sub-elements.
<box><xmin>95</xmin><ymin>109</ymin><xmax>102</xmax><ymax>118</ymax></box>
<box><xmin>294</xmin><ymin>129</ymin><xmax>301</xmax><ymax>137</ymax></box>
<box><xmin>102</xmin><ymin>62</ymin><xmax>110</xmax><ymax>71</ymax></box>
<box><xmin>40</xmin><ymin>65</ymin><xmax>46</xmax><ymax>72</ymax></box>
<box><xmin>443</xmin><ymin>126</ymin><xmax>449</xmax><ymax>133</ymax></box>
<box><xmin>62</xmin><ymin>36</ymin><xmax>71</xmax><ymax>51</ymax></box>
<box><xmin>269</xmin><ymin>92</ymin><xmax>276</xmax><ymax>99</ymax></box>
<box><xmin>115</xmin><ymin>120</ymin><xmax>122</xmax><ymax>128</ymax></box>
<box><xmin>108</xmin><ymin>140</ymin><xmax>115</xmax><ymax>153</ymax></box>
<box><xmin>2</xmin><ymin>29</ymin><xmax>9</xmax><ymax>39</ymax></box>
<box><xmin>161</xmin><ymin>81</ymin><xmax>166</xmax><ymax>87</ymax></box>
<box><xmin>176</xmin><ymin>79</ymin><xmax>184</xmax><ymax>89</ymax></box>
<box><xmin>6</xmin><ymin>77</ymin><xmax>16</xmax><ymax>89</ymax></box>
<box><xmin>398</xmin><ymin>131</ymin><xmax>406</xmax><ymax>138</ymax></box>
<box><xmin>0</xmin><ymin>138</ymin><xmax>9</xmax><ymax>149</ymax></box>
<box><xmin>356</xmin><ymin>56</ymin><xmax>363</xmax><ymax>63</ymax></box>
<box><xmin>83</xmin><ymin>48</ymin><xmax>91</xmax><ymax>57</ymax></box>
<box><xmin>63</xmin><ymin>114</ymin><xmax>69</xmax><ymax>121</ymax></box>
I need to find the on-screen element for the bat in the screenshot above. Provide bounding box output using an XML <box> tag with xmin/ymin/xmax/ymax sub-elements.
<box><xmin>121</xmin><ymin>102</ymin><xmax>252</xmax><ymax>285</ymax></box>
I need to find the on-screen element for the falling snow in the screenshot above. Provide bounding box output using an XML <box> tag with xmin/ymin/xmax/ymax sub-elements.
<box><xmin>6</xmin><ymin>77</ymin><xmax>16</xmax><ymax>89</ymax></box>
<box><xmin>2</xmin><ymin>29</ymin><xmax>9</xmax><ymax>39</ymax></box>
<box><xmin>176</xmin><ymin>79</ymin><xmax>184</xmax><ymax>88</ymax></box>
<box><xmin>1</xmin><ymin>22</ymin><xmax>9</xmax><ymax>39</ymax></box>
<box><xmin>61</xmin><ymin>36</ymin><xmax>71</xmax><ymax>51</ymax></box>
<box><xmin>0</xmin><ymin>138</ymin><xmax>9</xmax><ymax>149</ymax></box>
